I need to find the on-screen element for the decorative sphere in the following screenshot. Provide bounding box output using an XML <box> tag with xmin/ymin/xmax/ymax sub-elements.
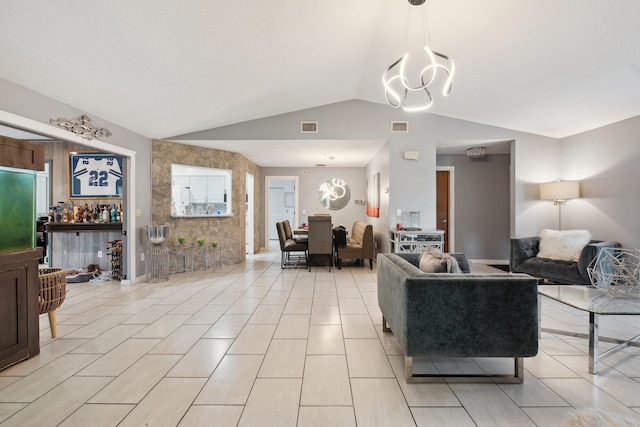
<box><xmin>587</xmin><ymin>248</ymin><xmax>640</xmax><ymax>298</ymax></box>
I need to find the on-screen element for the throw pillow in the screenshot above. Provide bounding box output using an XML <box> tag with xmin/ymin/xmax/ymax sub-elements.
<box><xmin>419</xmin><ymin>251</ymin><xmax>461</xmax><ymax>273</ymax></box>
<box><xmin>537</xmin><ymin>229</ymin><xmax>591</xmax><ymax>262</ymax></box>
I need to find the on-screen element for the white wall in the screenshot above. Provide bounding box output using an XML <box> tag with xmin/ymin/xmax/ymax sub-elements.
<box><xmin>559</xmin><ymin>116</ymin><xmax>640</xmax><ymax>247</ymax></box>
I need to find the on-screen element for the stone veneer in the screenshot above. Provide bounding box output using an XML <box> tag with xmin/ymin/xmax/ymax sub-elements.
<box><xmin>152</xmin><ymin>140</ymin><xmax>261</xmax><ymax>265</ymax></box>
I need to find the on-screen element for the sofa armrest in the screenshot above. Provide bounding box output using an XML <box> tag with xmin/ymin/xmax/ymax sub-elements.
<box><xmin>510</xmin><ymin>237</ymin><xmax>540</xmax><ymax>272</ymax></box>
<box><xmin>578</xmin><ymin>240</ymin><xmax>622</xmax><ymax>281</ymax></box>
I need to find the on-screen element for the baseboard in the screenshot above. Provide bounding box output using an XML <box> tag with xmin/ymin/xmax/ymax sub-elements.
<box><xmin>469</xmin><ymin>259</ymin><xmax>509</xmax><ymax>265</ymax></box>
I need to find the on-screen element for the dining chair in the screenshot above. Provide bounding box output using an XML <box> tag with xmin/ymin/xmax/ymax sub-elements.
<box><xmin>276</xmin><ymin>221</ymin><xmax>308</xmax><ymax>269</ymax></box>
<box><xmin>307</xmin><ymin>215</ymin><xmax>333</xmax><ymax>271</ymax></box>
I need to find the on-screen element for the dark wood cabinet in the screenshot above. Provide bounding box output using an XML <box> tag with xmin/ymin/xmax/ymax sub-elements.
<box><xmin>0</xmin><ymin>135</ymin><xmax>44</xmax><ymax>370</ymax></box>
<box><xmin>0</xmin><ymin>249</ymin><xmax>41</xmax><ymax>370</ymax></box>
<box><xmin>0</xmin><ymin>136</ymin><xmax>45</xmax><ymax>171</ymax></box>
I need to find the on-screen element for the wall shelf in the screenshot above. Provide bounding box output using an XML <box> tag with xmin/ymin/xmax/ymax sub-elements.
<box><xmin>45</xmin><ymin>222</ymin><xmax>123</xmax><ymax>233</ymax></box>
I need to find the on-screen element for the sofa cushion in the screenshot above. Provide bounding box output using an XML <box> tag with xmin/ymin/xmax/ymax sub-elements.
<box><xmin>419</xmin><ymin>251</ymin><xmax>461</xmax><ymax>273</ymax></box>
<box><xmin>537</xmin><ymin>229</ymin><xmax>591</xmax><ymax>262</ymax></box>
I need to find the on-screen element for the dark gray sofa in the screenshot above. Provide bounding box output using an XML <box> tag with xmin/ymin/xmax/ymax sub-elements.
<box><xmin>377</xmin><ymin>252</ymin><xmax>538</xmax><ymax>383</ymax></box>
<box><xmin>510</xmin><ymin>237</ymin><xmax>621</xmax><ymax>285</ymax></box>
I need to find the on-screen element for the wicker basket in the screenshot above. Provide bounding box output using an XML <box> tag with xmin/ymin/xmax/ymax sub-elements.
<box><xmin>38</xmin><ymin>268</ymin><xmax>67</xmax><ymax>314</ymax></box>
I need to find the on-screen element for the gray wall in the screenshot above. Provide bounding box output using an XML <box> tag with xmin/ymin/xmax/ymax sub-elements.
<box><xmin>0</xmin><ymin>78</ymin><xmax>152</xmax><ymax>281</ymax></box>
<box><xmin>6</xmin><ymin>77</ymin><xmax>635</xmax><ymax>262</ymax></box>
<box><xmin>558</xmin><ymin>115</ymin><xmax>640</xmax><ymax>248</ymax></box>
<box><xmin>175</xmin><ymin>100</ymin><xmax>560</xmax><ymax>259</ymax></box>
<box><xmin>365</xmin><ymin>142</ymin><xmax>391</xmax><ymax>255</ymax></box>
<box><xmin>437</xmin><ymin>154</ymin><xmax>511</xmax><ymax>260</ymax></box>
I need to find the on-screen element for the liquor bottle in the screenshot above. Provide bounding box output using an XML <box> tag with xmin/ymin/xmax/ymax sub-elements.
<box><xmin>102</xmin><ymin>205</ymin><xmax>109</xmax><ymax>222</ymax></box>
<box><xmin>111</xmin><ymin>204</ymin><xmax>117</xmax><ymax>222</ymax></box>
<box><xmin>116</xmin><ymin>203</ymin><xmax>122</xmax><ymax>222</ymax></box>
<box><xmin>62</xmin><ymin>203</ymin><xmax>69</xmax><ymax>223</ymax></box>
<box><xmin>55</xmin><ymin>203</ymin><xmax>63</xmax><ymax>222</ymax></box>
<box><xmin>68</xmin><ymin>201</ymin><xmax>74</xmax><ymax>223</ymax></box>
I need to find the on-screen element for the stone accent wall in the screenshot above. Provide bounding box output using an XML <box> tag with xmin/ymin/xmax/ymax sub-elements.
<box><xmin>151</xmin><ymin>140</ymin><xmax>261</xmax><ymax>265</ymax></box>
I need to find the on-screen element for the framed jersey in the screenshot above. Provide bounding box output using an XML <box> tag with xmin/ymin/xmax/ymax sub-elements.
<box><xmin>69</xmin><ymin>152</ymin><xmax>123</xmax><ymax>198</ymax></box>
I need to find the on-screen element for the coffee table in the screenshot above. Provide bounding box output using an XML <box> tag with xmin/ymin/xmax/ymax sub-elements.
<box><xmin>538</xmin><ymin>284</ymin><xmax>640</xmax><ymax>374</ymax></box>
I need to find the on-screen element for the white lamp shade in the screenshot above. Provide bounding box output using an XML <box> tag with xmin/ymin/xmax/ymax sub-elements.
<box><xmin>539</xmin><ymin>181</ymin><xmax>580</xmax><ymax>201</ymax></box>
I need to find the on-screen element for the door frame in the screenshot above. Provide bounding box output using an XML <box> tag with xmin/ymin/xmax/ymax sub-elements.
<box><xmin>245</xmin><ymin>173</ymin><xmax>255</xmax><ymax>254</ymax></box>
<box><xmin>436</xmin><ymin>166</ymin><xmax>455</xmax><ymax>253</ymax></box>
<box><xmin>264</xmin><ymin>175</ymin><xmax>299</xmax><ymax>246</ymax></box>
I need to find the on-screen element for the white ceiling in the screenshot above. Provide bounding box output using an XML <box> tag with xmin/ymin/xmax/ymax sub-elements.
<box><xmin>1</xmin><ymin>0</ymin><xmax>639</xmax><ymax>166</ymax></box>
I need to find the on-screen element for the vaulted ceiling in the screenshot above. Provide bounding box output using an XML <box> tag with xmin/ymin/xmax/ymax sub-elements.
<box><xmin>1</xmin><ymin>0</ymin><xmax>639</xmax><ymax>162</ymax></box>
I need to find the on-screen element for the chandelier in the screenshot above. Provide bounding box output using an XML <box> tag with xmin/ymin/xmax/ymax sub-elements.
<box><xmin>383</xmin><ymin>0</ymin><xmax>454</xmax><ymax>112</ymax></box>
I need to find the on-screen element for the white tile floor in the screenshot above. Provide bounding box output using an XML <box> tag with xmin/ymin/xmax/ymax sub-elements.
<box><xmin>2</xmin><ymin>246</ymin><xmax>640</xmax><ymax>426</ymax></box>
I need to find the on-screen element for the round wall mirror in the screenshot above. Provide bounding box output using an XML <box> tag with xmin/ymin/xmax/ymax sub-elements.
<box><xmin>318</xmin><ymin>178</ymin><xmax>350</xmax><ymax>210</ymax></box>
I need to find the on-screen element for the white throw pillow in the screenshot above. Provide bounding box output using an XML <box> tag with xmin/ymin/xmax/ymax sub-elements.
<box><xmin>537</xmin><ymin>229</ymin><xmax>591</xmax><ymax>262</ymax></box>
<box><xmin>419</xmin><ymin>251</ymin><xmax>461</xmax><ymax>273</ymax></box>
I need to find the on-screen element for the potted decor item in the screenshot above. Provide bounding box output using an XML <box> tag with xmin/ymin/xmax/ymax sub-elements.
<box><xmin>211</xmin><ymin>241</ymin><xmax>218</xmax><ymax>248</ymax></box>
<box><xmin>197</xmin><ymin>239</ymin><xmax>205</xmax><ymax>246</ymax></box>
<box><xmin>177</xmin><ymin>237</ymin><xmax>186</xmax><ymax>245</ymax></box>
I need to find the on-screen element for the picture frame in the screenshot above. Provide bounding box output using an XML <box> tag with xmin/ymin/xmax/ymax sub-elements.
<box><xmin>366</xmin><ymin>172</ymin><xmax>380</xmax><ymax>217</ymax></box>
<box><xmin>69</xmin><ymin>151</ymin><xmax>123</xmax><ymax>198</ymax></box>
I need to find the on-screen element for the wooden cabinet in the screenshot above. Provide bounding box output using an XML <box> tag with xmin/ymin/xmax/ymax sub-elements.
<box><xmin>0</xmin><ymin>249</ymin><xmax>41</xmax><ymax>370</ymax></box>
<box><xmin>0</xmin><ymin>137</ymin><xmax>45</xmax><ymax>171</ymax></box>
<box><xmin>0</xmin><ymin>137</ymin><xmax>44</xmax><ymax>370</ymax></box>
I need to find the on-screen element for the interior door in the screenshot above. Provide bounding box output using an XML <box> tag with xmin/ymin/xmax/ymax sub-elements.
<box><xmin>436</xmin><ymin>170</ymin><xmax>450</xmax><ymax>252</ymax></box>
<box><xmin>268</xmin><ymin>187</ymin><xmax>285</xmax><ymax>240</ymax></box>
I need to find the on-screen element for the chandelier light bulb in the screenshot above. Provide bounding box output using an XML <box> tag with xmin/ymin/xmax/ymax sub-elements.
<box><xmin>383</xmin><ymin>0</ymin><xmax>454</xmax><ymax>112</ymax></box>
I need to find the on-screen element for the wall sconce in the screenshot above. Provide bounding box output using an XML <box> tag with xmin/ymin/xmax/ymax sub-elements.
<box><xmin>539</xmin><ymin>180</ymin><xmax>580</xmax><ymax>230</ymax></box>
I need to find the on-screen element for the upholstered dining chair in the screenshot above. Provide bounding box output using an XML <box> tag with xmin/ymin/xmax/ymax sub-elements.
<box><xmin>283</xmin><ymin>219</ymin><xmax>307</xmax><ymax>242</ymax></box>
<box><xmin>276</xmin><ymin>222</ymin><xmax>308</xmax><ymax>269</ymax></box>
<box><xmin>307</xmin><ymin>215</ymin><xmax>333</xmax><ymax>271</ymax></box>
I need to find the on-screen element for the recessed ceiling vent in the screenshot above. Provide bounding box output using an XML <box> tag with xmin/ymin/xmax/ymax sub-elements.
<box><xmin>301</xmin><ymin>121</ymin><xmax>318</xmax><ymax>133</ymax></box>
<box><xmin>391</xmin><ymin>121</ymin><xmax>409</xmax><ymax>133</ymax></box>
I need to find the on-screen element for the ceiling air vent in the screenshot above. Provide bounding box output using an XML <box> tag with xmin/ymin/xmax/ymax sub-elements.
<box><xmin>300</xmin><ymin>121</ymin><xmax>318</xmax><ymax>133</ymax></box>
<box><xmin>391</xmin><ymin>121</ymin><xmax>409</xmax><ymax>133</ymax></box>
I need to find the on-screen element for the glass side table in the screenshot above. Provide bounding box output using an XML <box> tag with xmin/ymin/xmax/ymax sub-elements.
<box><xmin>193</xmin><ymin>246</ymin><xmax>207</xmax><ymax>272</ymax></box>
<box><xmin>206</xmin><ymin>245</ymin><xmax>222</xmax><ymax>272</ymax></box>
<box><xmin>169</xmin><ymin>244</ymin><xmax>194</xmax><ymax>275</ymax></box>
<box><xmin>146</xmin><ymin>244</ymin><xmax>169</xmax><ymax>282</ymax></box>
